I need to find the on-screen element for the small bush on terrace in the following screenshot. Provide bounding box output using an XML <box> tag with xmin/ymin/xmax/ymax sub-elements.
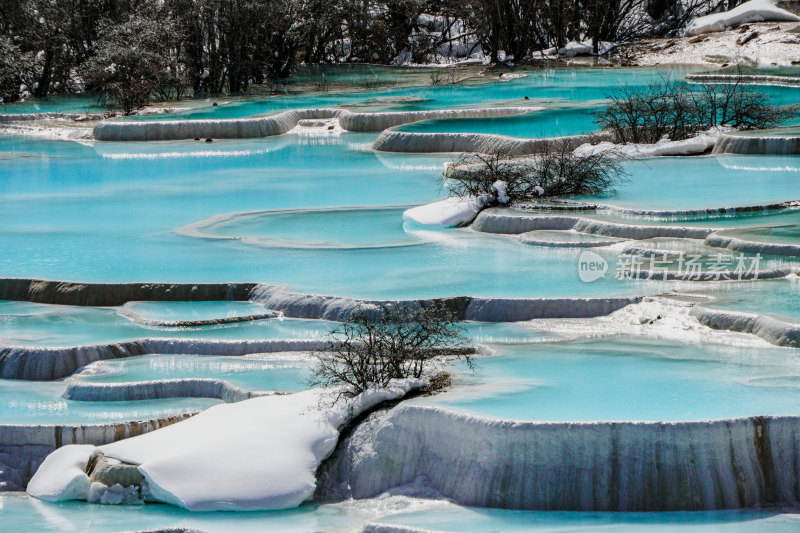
<box><xmin>596</xmin><ymin>79</ymin><xmax>791</xmax><ymax>145</ymax></box>
<box><xmin>444</xmin><ymin>144</ymin><xmax>627</xmax><ymax>205</ymax></box>
<box><xmin>308</xmin><ymin>304</ymin><xmax>472</xmax><ymax>400</ymax></box>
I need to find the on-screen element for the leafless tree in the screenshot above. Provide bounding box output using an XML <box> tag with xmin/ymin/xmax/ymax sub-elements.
<box><xmin>596</xmin><ymin>78</ymin><xmax>791</xmax><ymax>144</ymax></box>
<box><xmin>445</xmin><ymin>143</ymin><xmax>627</xmax><ymax>203</ymax></box>
<box><xmin>308</xmin><ymin>304</ymin><xmax>472</xmax><ymax>400</ymax></box>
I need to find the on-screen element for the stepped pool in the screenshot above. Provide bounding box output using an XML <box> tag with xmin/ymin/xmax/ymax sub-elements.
<box><xmin>4</xmin><ymin>64</ymin><xmax>800</xmax><ymax>530</ymax></box>
<box><xmin>0</xmin><ymin>301</ymin><xmax>331</xmax><ymax>346</ymax></box>
<box><xmin>3</xmin><ymin>133</ymin><xmax>800</xmax><ymax>297</ymax></box>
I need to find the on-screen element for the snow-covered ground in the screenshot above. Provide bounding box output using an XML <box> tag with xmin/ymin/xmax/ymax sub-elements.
<box><xmin>27</xmin><ymin>380</ymin><xmax>422</xmax><ymax>511</ymax></box>
<box><xmin>573</xmin><ymin>129</ymin><xmax>728</xmax><ymax>158</ymax></box>
<box><xmin>686</xmin><ymin>0</ymin><xmax>800</xmax><ymax>36</ymax></box>
<box><xmin>634</xmin><ymin>21</ymin><xmax>800</xmax><ymax>67</ymax></box>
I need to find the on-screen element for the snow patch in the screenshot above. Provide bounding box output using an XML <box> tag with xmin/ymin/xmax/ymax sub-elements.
<box><xmin>573</xmin><ymin>131</ymin><xmax>724</xmax><ymax>158</ymax></box>
<box><xmin>537</xmin><ymin>40</ymin><xmax>619</xmax><ymax>58</ymax></box>
<box><xmin>403</xmin><ymin>196</ymin><xmax>488</xmax><ymax>227</ymax></box>
<box><xmin>27</xmin><ymin>445</ymin><xmax>94</xmax><ymax>502</ymax></box>
<box><xmin>492</xmin><ymin>181</ymin><xmax>509</xmax><ymax>204</ymax></box>
<box><xmin>686</xmin><ymin>0</ymin><xmax>800</xmax><ymax>36</ymax></box>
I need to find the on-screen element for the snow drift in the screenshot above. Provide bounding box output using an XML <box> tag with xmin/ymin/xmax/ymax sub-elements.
<box><xmin>573</xmin><ymin>132</ymin><xmax>721</xmax><ymax>158</ymax></box>
<box><xmin>28</xmin><ymin>380</ymin><xmax>422</xmax><ymax>511</ymax></box>
<box><xmin>403</xmin><ymin>197</ymin><xmax>488</xmax><ymax>227</ymax></box>
<box><xmin>686</xmin><ymin>0</ymin><xmax>800</xmax><ymax>36</ymax></box>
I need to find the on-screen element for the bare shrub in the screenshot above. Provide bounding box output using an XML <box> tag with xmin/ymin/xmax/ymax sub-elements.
<box><xmin>596</xmin><ymin>78</ymin><xmax>790</xmax><ymax>144</ymax></box>
<box><xmin>308</xmin><ymin>304</ymin><xmax>472</xmax><ymax>400</ymax></box>
<box><xmin>429</xmin><ymin>67</ymin><xmax>462</xmax><ymax>86</ymax></box>
<box><xmin>357</xmin><ymin>69</ymin><xmax>397</xmax><ymax>90</ymax></box>
<box><xmin>425</xmin><ymin>371</ymin><xmax>453</xmax><ymax>393</ymax></box>
<box><xmin>444</xmin><ymin>143</ymin><xmax>627</xmax><ymax>204</ymax></box>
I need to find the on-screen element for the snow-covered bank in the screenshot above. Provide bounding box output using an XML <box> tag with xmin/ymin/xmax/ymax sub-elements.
<box><xmin>634</xmin><ymin>20</ymin><xmax>800</xmax><ymax>67</ymax></box>
<box><xmin>28</xmin><ymin>381</ymin><xmax>423</xmax><ymax>510</ymax></box>
<box><xmin>116</xmin><ymin>306</ymin><xmax>278</xmax><ymax>328</ymax></box>
<box><xmin>686</xmin><ymin>0</ymin><xmax>800</xmax><ymax>36</ymax></box>
<box><xmin>93</xmin><ymin>107</ymin><xmax>536</xmax><ymax>142</ymax></box>
<box><xmin>318</xmin><ymin>404</ymin><xmax>800</xmax><ymax>511</ymax></box>
<box><xmin>687</xmin><ymin>73</ymin><xmax>800</xmax><ymax>87</ymax></box>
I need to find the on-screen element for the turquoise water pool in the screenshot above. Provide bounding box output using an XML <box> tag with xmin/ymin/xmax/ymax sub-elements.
<box><xmin>694</xmin><ymin>278</ymin><xmax>800</xmax><ymax>323</ymax></box>
<box><xmin>76</xmin><ymin>353</ymin><xmax>311</xmax><ymax>393</ymax></box>
<box><xmin>420</xmin><ymin>338</ymin><xmax>800</xmax><ymax>421</ymax></box>
<box><xmin>574</xmin><ymin>155</ymin><xmax>800</xmax><ymax>211</ymax></box>
<box><xmin>3</xmin><ymin>65</ymin><xmax>800</xmax><ymax>528</ymax></box>
<box><xmin>0</xmin><ymin>94</ymin><xmax>104</xmax><ymax>115</ymax></box>
<box><xmin>0</xmin><ymin>379</ymin><xmax>217</xmax><ymax>424</ymax></box>
<box><xmin>188</xmin><ymin>206</ymin><xmax>425</xmax><ymax>249</ymax></box>
<box><xmin>0</xmin><ymin>301</ymin><xmax>331</xmax><ymax>346</ymax></box>
<box><xmin>0</xmin><ymin>300</ymin><xmax>553</xmax><ymax>348</ymax></box>
<box><xmin>130</xmin><ymin>66</ymin><xmax>704</xmax><ymax>121</ymax></box>
<box><xmin>4</xmin><ymin>132</ymin><xmax>800</xmax><ymax>298</ymax></box>
<box><xmin>395</xmin><ymin>106</ymin><xmax>601</xmax><ymax>138</ymax></box>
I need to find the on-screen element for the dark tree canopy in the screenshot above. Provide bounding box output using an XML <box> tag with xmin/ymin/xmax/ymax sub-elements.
<box><xmin>0</xmin><ymin>0</ymin><xmax>747</xmax><ymax>106</ymax></box>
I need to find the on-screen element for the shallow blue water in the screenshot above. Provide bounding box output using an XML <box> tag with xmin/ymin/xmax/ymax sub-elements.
<box><xmin>0</xmin><ymin>94</ymin><xmax>104</xmax><ymax>115</ymax></box>
<box><xmin>131</xmin><ymin>66</ymin><xmax>704</xmax><ymax>120</ymax></box>
<box><xmin>4</xmin><ymin>133</ymin><xmax>800</xmax><ymax>298</ymax></box>
<box><xmin>0</xmin><ymin>379</ymin><xmax>217</xmax><ymax>424</ymax></box>
<box><xmin>3</xmin><ymin>66</ymin><xmax>800</xmax><ymax>527</ymax></box>
<box><xmin>76</xmin><ymin>353</ymin><xmax>311</xmax><ymax>392</ymax></box>
<box><xmin>421</xmin><ymin>338</ymin><xmax>800</xmax><ymax>421</ymax></box>
<box><xmin>1</xmin><ymin>492</ymin><xmax>798</xmax><ymax>532</ymax></box>
<box><xmin>396</xmin><ymin>106</ymin><xmax>601</xmax><ymax>137</ymax></box>
<box><xmin>696</xmin><ymin>278</ymin><xmax>800</xmax><ymax>323</ymax></box>
<box><xmin>576</xmin><ymin>155</ymin><xmax>800</xmax><ymax>210</ymax></box>
<box><xmin>0</xmin><ymin>301</ymin><xmax>332</xmax><ymax>346</ymax></box>
<box><xmin>0</xmin><ymin>134</ymin><xmax>658</xmax><ymax>298</ymax></box>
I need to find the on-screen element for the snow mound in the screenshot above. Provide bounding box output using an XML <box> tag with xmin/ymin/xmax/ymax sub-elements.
<box><xmin>27</xmin><ymin>445</ymin><xmax>95</xmax><ymax>502</ymax></box>
<box><xmin>403</xmin><ymin>197</ymin><xmax>487</xmax><ymax>227</ymax></box>
<box><xmin>27</xmin><ymin>380</ymin><xmax>422</xmax><ymax>511</ymax></box>
<box><xmin>686</xmin><ymin>0</ymin><xmax>800</xmax><ymax>36</ymax></box>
